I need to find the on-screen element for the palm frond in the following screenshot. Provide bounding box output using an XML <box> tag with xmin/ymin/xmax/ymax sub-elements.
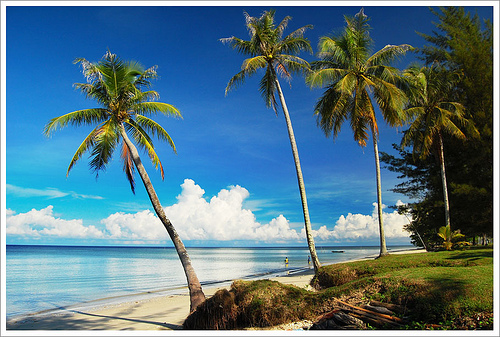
<box><xmin>314</xmin><ymin>84</ymin><xmax>352</xmax><ymax>139</ymax></box>
<box><xmin>133</xmin><ymin>102</ymin><xmax>182</xmax><ymax>118</ymax></box>
<box><xmin>129</xmin><ymin>90</ymin><xmax>160</xmax><ymax>105</ymax></box>
<box><xmin>351</xmin><ymin>87</ymin><xmax>372</xmax><ymax>146</ymax></box>
<box><xmin>275</xmin><ymin>62</ymin><xmax>291</xmax><ymax>81</ymax></box>
<box><xmin>121</xmin><ymin>142</ymin><xmax>136</xmax><ymax>194</ymax></box>
<box><xmin>44</xmin><ymin>108</ymin><xmax>109</xmax><ymax>136</ymax></box>
<box><xmin>220</xmin><ymin>36</ymin><xmax>255</xmax><ymax>56</ymax></box>
<box><xmin>259</xmin><ymin>66</ymin><xmax>278</xmax><ymax>113</ymax></box>
<box><xmin>242</xmin><ymin>56</ymin><xmax>268</xmax><ymax>72</ymax></box>
<box><xmin>135</xmin><ymin>114</ymin><xmax>177</xmax><ymax>153</ymax></box>
<box><xmin>367</xmin><ymin>44</ymin><xmax>413</xmax><ymax>67</ymax></box>
<box><xmin>370</xmin><ymin>74</ymin><xmax>408</xmax><ymax>127</ymax></box>
<box><xmin>276</xmin><ymin>13</ymin><xmax>292</xmax><ymax>38</ymax></box>
<box><xmin>225</xmin><ymin>67</ymin><xmax>256</xmax><ymax>95</ymax></box>
<box><xmin>316</xmin><ymin>36</ymin><xmax>350</xmax><ymax>67</ymax></box>
<box><xmin>277</xmin><ymin>55</ymin><xmax>310</xmax><ymax>76</ymax></box>
<box><xmin>66</xmin><ymin>124</ymin><xmax>103</xmax><ymax>176</ymax></box>
<box><xmin>124</xmin><ymin>120</ymin><xmax>165</xmax><ymax>179</ymax></box>
<box><xmin>134</xmin><ymin>65</ymin><xmax>158</xmax><ymax>88</ymax></box>
<box><xmin>437</xmin><ymin>107</ymin><xmax>466</xmax><ymax>140</ymax></box>
<box><xmin>73</xmin><ymin>82</ymin><xmax>110</xmax><ymax>106</ymax></box>
<box><xmin>306</xmin><ymin>68</ymin><xmax>346</xmax><ymax>88</ymax></box>
<box><xmin>284</xmin><ymin>24</ymin><xmax>313</xmax><ymax>40</ymax></box>
<box><xmin>89</xmin><ymin>118</ymin><xmax>120</xmax><ymax>175</ymax></box>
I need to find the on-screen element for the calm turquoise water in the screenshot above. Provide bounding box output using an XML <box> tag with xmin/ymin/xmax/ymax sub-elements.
<box><xmin>5</xmin><ymin>244</ymin><xmax>414</xmax><ymax>319</ymax></box>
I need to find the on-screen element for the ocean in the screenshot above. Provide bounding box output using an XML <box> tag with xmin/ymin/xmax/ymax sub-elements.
<box><xmin>5</xmin><ymin>244</ymin><xmax>414</xmax><ymax>320</ymax></box>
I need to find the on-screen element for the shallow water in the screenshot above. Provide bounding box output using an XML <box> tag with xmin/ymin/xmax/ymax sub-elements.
<box><xmin>6</xmin><ymin>244</ymin><xmax>413</xmax><ymax>319</ymax></box>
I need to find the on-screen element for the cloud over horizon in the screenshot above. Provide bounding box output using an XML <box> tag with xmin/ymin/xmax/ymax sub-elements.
<box><xmin>6</xmin><ymin>206</ymin><xmax>104</xmax><ymax>238</ymax></box>
<box><xmin>6</xmin><ymin>179</ymin><xmax>411</xmax><ymax>244</ymax></box>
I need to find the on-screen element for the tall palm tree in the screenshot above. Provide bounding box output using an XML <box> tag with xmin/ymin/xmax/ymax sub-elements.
<box><xmin>401</xmin><ymin>63</ymin><xmax>478</xmax><ymax>234</ymax></box>
<box><xmin>43</xmin><ymin>51</ymin><xmax>205</xmax><ymax>312</ymax></box>
<box><xmin>221</xmin><ymin>10</ymin><xmax>321</xmax><ymax>272</ymax></box>
<box><xmin>306</xmin><ymin>9</ymin><xmax>412</xmax><ymax>257</ymax></box>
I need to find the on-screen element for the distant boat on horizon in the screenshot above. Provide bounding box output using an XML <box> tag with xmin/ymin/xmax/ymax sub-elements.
<box><xmin>331</xmin><ymin>250</ymin><xmax>345</xmax><ymax>253</ymax></box>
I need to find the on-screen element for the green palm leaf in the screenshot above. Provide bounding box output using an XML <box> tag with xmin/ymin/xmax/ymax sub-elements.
<box><xmin>134</xmin><ymin>102</ymin><xmax>182</xmax><ymax>118</ymax></box>
<box><xmin>135</xmin><ymin>114</ymin><xmax>177</xmax><ymax>153</ymax></box>
<box><xmin>89</xmin><ymin>118</ymin><xmax>120</xmax><ymax>175</ymax></box>
<box><xmin>121</xmin><ymin>142</ymin><xmax>136</xmax><ymax>194</ymax></box>
<box><xmin>44</xmin><ymin>108</ymin><xmax>109</xmax><ymax>136</ymax></box>
<box><xmin>260</xmin><ymin>66</ymin><xmax>278</xmax><ymax>112</ymax></box>
<box><xmin>367</xmin><ymin>44</ymin><xmax>414</xmax><ymax>67</ymax></box>
<box><xmin>66</xmin><ymin>123</ymin><xmax>103</xmax><ymax>176</ymax></box>
<box><xmin>125</xmin><ymin>119</ymin><xmax>165</xmax><ymax>179</ymax></box>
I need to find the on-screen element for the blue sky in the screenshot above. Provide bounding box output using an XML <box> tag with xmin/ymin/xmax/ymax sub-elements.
<box><xmin>2</xmin><ymin>2</ymin><xmax>495</xmax><ymax>247</ymax></box>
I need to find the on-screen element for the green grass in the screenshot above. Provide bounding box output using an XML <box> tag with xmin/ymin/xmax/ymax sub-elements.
<box><xmin>184</xmin><ymin>246</ymin><xmax>494</xmax><ymax>330</ymax></box>
<box><xmin>313</xmin><ymin>247</ymin><xmax>493</xmax><ymax>328</ymax></box>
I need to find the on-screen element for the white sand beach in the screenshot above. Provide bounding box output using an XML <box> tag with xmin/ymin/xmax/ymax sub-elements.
<box><xmin>5</xmin><ymin>248</ymin><xmax>426</xmax><ymax>331</ymax></box>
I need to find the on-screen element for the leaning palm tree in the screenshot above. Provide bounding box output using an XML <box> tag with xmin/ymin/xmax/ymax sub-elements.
<box><xmin>401</xmin><ymin>63</ymin><xmax>478</xmax><ymax>233</ymax></box>
<box><xmin>44</xmin><ymin>51</ymin><xmax>205</xmax><ymax>312</ymax></box>
<box><xmin>306</xmin><ymin>9</ymin><xmax>412</xmax><ymax>257</ymax></box>
<box><xmin>221</xmin><ymin>10</ymin><xmax>321</xmax><ymax>272</ymax></box>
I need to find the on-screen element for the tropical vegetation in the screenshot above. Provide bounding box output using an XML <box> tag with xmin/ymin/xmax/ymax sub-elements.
<box><xmin>44</xmin><ymin>6</ymin><xmax>493</xmax><ymax>326</ymax></box>
<box><xmin>185</xmin><ymin>247</ymin><xmax>494</xmax><ymax>330</ymax></box>
<box><xmin>381</xmin><ymin>7</ymin><xmax>493</xmax><ymax>249</ymax></box>
<box><xmin>401</xmin><ymin>63</ymin><xmax>478</xmax><ymax>237</ymax></box>
<box><xmin>221</xmin><ymin>9</ymin><xmax>321</xmax><ymax>272</ymax></box>
<box><xmin>43</xmin><ymin>51</ymin><xmax>206</xmax><ymax>312</ymax></box>
<box><xmin>306</xmin><ymin>8</ymin><xmax>412</xmax><ymax>257</ymax></box>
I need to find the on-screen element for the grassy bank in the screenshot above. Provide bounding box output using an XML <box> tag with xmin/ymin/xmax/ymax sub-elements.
<box><xmin>184</xmin><ymin>246</ymin><xmax>493</xmax><ymax>330</ymax></box>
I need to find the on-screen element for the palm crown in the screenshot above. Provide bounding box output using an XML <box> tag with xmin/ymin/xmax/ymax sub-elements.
<box><xmin>44</xmin><ymin>51</ymin><xmax>181</xmax><ymax>193</ymax></box>
<box><xmin>221</xmin><ymin>9</ymin><xmax>313</xmax><ymax>112</ymax></box>
<box><xmin>401</xmin><ymin>63</ymin><xmax>475</xmax><ymax>158</ymax></box>
<box><xmin>307</xmin><ymin>8</ymin><xmax>412</xmax><ymax>146</ymax></box>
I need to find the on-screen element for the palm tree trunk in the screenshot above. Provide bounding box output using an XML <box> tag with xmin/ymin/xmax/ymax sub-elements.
<box><xmin>273</xmin><ymin>75</ymin><xmax>321</xmax><ymax>273</ymax></box>
<box><xmin>119</xmin><ymin>124</ymin><xmax>205</xmax><ymax>312</ymax></box>
<box><xmin>371</xmin><ymin>125</ymin><xmax>388</xmax><ymax>257</ymax></box>
<box><xmin>437</xmin><ymin>133</ymin><xmax>451</xmax><ymax>229</ymax></box>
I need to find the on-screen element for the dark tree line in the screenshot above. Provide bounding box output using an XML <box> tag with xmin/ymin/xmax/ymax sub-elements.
<box><xmin>381</xmin><ymin>7</ymin><xmax>493</xmax><ymax>249</ymax></box>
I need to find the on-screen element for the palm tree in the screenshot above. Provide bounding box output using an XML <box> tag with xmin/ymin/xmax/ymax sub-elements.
<box><xmin>401</xmin><ymin>63</ymin><xmax>478</xmax><ymax>233</ymax></box>
<box><xmin>306</xmin><ymin>9</ymin><xmax>412</xmax><ymax>257</ymax></box>
<box><xmin>43</xmin><ymin>51</ymin><xmax>205</xmax><ymax>312</ymax></box>
<box><xmin>221</xmin><ymin>10</ymin><xmax>321</xmax><ymax>272</ymax></box>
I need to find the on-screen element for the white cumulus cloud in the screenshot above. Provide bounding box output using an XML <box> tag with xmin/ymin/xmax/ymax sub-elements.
<box><xmin>307</xmin><ymin>201</ymin><xmax>410</xmax><ymax>241</ymax></box>
<box><xmin>6</xmin><ymin>206</ymin><xmax>105</xmax><ymax>238</ymax></box>
<box><xmin>102</xmin><ymin>179</ymin><xmax>300</xmax><ymax>242</ymax></box>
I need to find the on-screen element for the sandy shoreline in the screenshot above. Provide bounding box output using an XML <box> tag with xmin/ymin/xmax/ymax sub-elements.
<box><xmin>5</xmin><ymin>247</ymin><xmax>426</xmax><ymax>331</ymax></box>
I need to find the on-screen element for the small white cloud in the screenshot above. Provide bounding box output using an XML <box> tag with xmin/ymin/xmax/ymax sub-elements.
<box><xmin>6</xmin><ymin>205</ymin><xmax>105</xmax><ymax>238</ymax></box>
<box><xmin>307</xmin><ymin>201</ymin><xmax>411</xmax><ymax>241</ymax></box>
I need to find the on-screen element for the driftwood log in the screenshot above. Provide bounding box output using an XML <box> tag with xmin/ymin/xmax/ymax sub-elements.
<box><xmin>310</xmin><ymin>299</ymin><xmax>408</xmax><ymax>330</ymax></box>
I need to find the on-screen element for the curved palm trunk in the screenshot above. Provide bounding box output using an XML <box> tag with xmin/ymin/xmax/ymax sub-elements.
<box><xmin>273</xmin><ymin>75</ymin><xmax>321</xmax><ymax>273</ymax></box>
<box><xmin>119</xmin><ymin>124</ymin><xmax>205</xmax><ymax>312</ymax></box>
<box><xmin>371</xmin><ymin>125</ymin><xmax>388</xmax><ymax>257</ymax></box>
<box><xmin>437</xmin><ymin>133</ymin><xmax>451</xmax><ymax>229</ymax></box>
